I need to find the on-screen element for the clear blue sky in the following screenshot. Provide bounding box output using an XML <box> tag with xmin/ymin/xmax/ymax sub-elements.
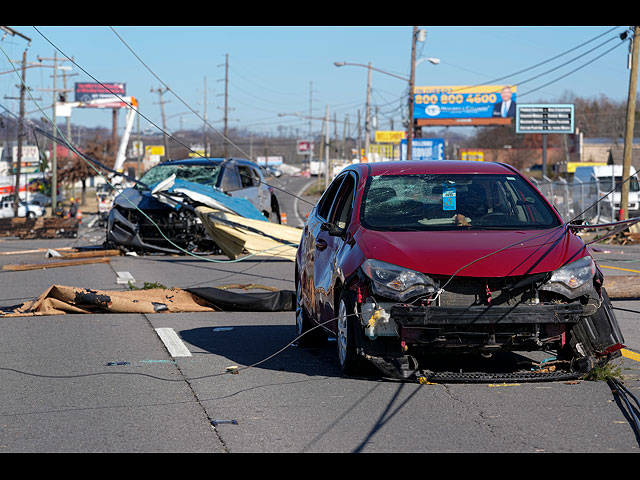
<box><xmin>0</xmin><ymin>26</ymin><xmax>634</xmax><ymax>142</ymax></box>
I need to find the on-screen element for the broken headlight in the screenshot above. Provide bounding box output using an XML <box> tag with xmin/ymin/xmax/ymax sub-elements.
<box><xmin>541</xmin><ymin>256</ymin><xmax>596</xmax><ymax>299</ymax></box>
<box><xmin>362</xmin><ymin>259</ymin><xmax>436</xmax><ymax>301</ymax></box>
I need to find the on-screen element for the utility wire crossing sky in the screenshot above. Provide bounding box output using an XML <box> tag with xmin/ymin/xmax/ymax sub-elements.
<box><xmin>0</xmin><ymin>26</ymin><xmax>635</xmax><ymax>140</ymax></box>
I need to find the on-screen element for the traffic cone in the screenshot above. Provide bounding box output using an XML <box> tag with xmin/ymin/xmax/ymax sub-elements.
<box><xmin>281</xmin><ymin>212</ymin><xmax>287</xmax><ymax>224</ymax></box>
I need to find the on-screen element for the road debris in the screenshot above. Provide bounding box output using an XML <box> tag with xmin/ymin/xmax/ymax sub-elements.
<box><xmin>195</xmin><ymin>206</ymin><xmax>301</xmax><ymax>261</ymax></box>
<box><xmin>1</xmin><ymin>284</ymin><xmax>296</xmax><ymax>317</ymax></box>
<box><xmin>0</xmin><ymin>216</ymin><xmax>79</xmax><ymax>239</ymax></box>
<box><xmin>0</xmin><ymin>285</ymin><xmax>216</xmax><ymax>317</ymax></box>
<box><xmin>2</xmin><ymin>256</ymin><xmax>112</xmax><ymax>271</ymax></box>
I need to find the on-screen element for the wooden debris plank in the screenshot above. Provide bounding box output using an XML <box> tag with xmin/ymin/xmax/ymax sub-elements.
<box><xmin>2</xmin><ymin>257</ymin><xmax>111</xmax><ymax>271</ymax></box>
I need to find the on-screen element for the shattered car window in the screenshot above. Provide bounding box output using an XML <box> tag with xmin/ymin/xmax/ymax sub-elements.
<box><xmin>360</xmin><ymin>173</ymin><xmax>561</xmax><ymax>231</ymax></box>
<box><xmin>136</xmin><ymin>163</ymin><xmax>222</xmax><ymax>190</ymax></box>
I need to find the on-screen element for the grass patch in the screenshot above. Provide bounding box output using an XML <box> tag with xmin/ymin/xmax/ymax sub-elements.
<box><xmin>583</xmin><ymin>361</ymin><xmax>624</xmax><ymax>382</ymax></box>
<box><xmin>305</xmin><ymin>179</ymin><xmax>328</xmax><ymax>197</ymax></box>
<box><xmin>128</xmin><ymin>281</ymin><xmax>168</xmax><ymax>290</ymax></box>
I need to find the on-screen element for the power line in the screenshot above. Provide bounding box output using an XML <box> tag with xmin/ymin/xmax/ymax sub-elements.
<box><xmin>520</xmin><ymin>39</ymin><xmax>629</xmax><ymax>99</ymax></box>
<box><xmin>472</xmin><ymin>26</ymin><xmax>622</xmax><ymax>88</ymax></box>
<box><xmin>29</xmin><ymin>26</ymin><xmax>315</xmax><ymax>208</ymax></box>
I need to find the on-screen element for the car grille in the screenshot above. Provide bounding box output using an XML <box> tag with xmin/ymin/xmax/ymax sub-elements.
<box><xmin>430</xmin><ymin>274</ymin><xmax>547</xmax><ymax>307</ymax></box>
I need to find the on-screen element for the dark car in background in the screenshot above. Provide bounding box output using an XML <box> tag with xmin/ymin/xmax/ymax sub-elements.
<box><xmin>295</xmin><ymin>160</ymin><xmax>625</xmax><ymax>381</ymax></box>
<box><xmin>106</xmin><ymin>157</ymin><xmax>281</xmax><ymax>254</ymax></box>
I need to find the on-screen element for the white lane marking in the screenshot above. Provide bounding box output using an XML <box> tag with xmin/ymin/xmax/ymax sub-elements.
<box><xmin>117</xmin><ymin>271</ymin><xmax>136</xmax><ymax>284</ymax></box>
<box><xmin>155</xmin><ymin>328</ymin><xmax>192</xmax><ymax>357</ymax></box>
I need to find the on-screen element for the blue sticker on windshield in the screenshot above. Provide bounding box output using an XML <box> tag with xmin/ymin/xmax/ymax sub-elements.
<box><xmin>442</xmin><ymin>184</ymin><xmax>456</xmax><ymax>210</ymax></box>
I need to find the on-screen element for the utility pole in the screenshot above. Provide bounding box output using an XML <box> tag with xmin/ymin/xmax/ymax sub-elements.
<box><xmin>342</xmin><ymin>114</ymin><xmax>349</xmax><ymax>160</ymax></box>
<box><xmin>333</xmin><ymin>112</ymin><xmax>338</xmax><ymax>159</ymax></box>
<box><xmin>150</xmin><ymin>86</ymin><xmax>169</xmax><ymax>158</ymax></box>
<box><xmin>218</xmin><ymin>54</ymin><xmax>230</xmax><ymax>157</ymax></box>
<box><xmin>407</xmin><ymin>26</ymin><xmax>418</xmax><ymax>161</ymax></box>
<box><xmin>5</xmin><ymin>57</ymin><xmax>43</xmax><ymax>212</ymax></box>
<box><xmin>364</xmin><ymin>63</ymin><xmax>372</xmax><ymax>162</ymax></box>
<box><xmin>36</xmin><ymin>52</ymin><xmax>73</xmax><ymax>215</ymax></box>
<box><xmin>621</xmin><ymin>26</ymin><xmax>639</xmax><ymax>221</ymax></box>
<box><xmin>203</xmin><ymin>76</ymin><xmax>208</xmax><ymax>157</ymax></box>
<box><xmin>357</xmin><ymin>109</ymin><xmax>362</xmax><ymax>161</ymax></box>
<box><xmin>324</xmin><ymin>105</ymin><xmax>330</xmax><ymax>189</ymax></box>
<box><xmin>309</xmin><ymin>81</ymin><xmax>313</xmax><ymax>163</ymax></box>
<box><xmin>12</xmin><ymin>49</ymin><xmax>27</xmax><ymax>217</ymax></box>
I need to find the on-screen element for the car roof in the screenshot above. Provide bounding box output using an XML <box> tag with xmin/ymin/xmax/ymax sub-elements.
<box><xmin>348</xmin><ymin>160</ymin><xmax>519</xmax><ymax>177</ymax></box>
<box><xmin>157</xmin><ymin>157</ymin><xmax>258</xmax><ymax>167</ymax></box>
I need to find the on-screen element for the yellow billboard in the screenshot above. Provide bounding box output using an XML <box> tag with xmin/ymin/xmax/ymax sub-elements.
<box><xmin>145</xmin><ymin>145</ymin><xmax>165</xmax><ymax>156</ymax></box>
<box><xmin>375</xmin><ymin>131</ymin><xmax>406</xmax><ymax>144</ymax></box>
<box><xmin>461</xmin><ymin>150</ymin><xmax>485</xmax><ymax>162</ymax></box>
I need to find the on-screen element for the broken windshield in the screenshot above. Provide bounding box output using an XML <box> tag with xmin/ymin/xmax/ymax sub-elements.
<box><xmin>360</xmin><ymin>173</ymin><xmax>561</xmax><ymax>231</ymax></box>
<box><xmin>137</xmin><ymin>163</ymin><xmax>222</xmax><ymax>190</ymax></box>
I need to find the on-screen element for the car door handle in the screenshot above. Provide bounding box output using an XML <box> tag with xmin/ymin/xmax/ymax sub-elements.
<box><xmin>316</xmin><ymin>239</ymin><xmax>328</xmax><ymax>251</ymax></box>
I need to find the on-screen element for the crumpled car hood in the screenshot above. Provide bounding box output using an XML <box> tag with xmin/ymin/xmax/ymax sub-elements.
<box><xmin>113</xmin><ymin>179</ymin><xmax>267</xmax><ymax>222</ymax></box>
<box><xmin>356</xmin><ymin>226</ymin><xmax>588</xmax><ymax>277</ymax></box>
<box><xmin>113</xmin><ymin>187</ymin><xmax>168</xmax><ymax>211</ymax></box>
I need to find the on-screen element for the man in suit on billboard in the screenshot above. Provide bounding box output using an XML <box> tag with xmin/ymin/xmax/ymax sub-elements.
<box><xmin>492</xmin><ymin>86</ymin><xmax>516</xmax><ymax>118</ymax></box>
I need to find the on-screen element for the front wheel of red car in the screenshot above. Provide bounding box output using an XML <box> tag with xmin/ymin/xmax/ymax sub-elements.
<box><xmin>337</xmin><ymin>291</ymin><xmax>366</xmax><ymax>375</ymax></box>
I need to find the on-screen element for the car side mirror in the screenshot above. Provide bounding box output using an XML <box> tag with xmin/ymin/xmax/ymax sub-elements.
<box><xmin>321</xmin><ymin>221</ymin><xmax>344</xmax><ymax>236</ymax></box>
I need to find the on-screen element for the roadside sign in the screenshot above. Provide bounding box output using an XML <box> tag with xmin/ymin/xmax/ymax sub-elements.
<box><xmin>375</xmin><ymin>131</ymin><xmax>406</xmax><ymax>143</ymax></box>
<box><xmin>297</xmin><ymin>140</ymin><xmax>314</xmax><ymax>155</ymax></box>
<box><xmin>516</xmin><ymin>104</ymin><xmax>574</xmax><ymax>134</ymax></box>
<box><xmin>145</xmin><ymin>145</ymin><xmax>165</xmax><ymax>156</ymax></box>
<box><xmin>400</xmin><ymin>138</ymin><xmax>445</xmax><ymax>161</ymax></box>
<box><xmin>461</xmin><ymin>150</ymin><xmax>485</xmax><ymax>161</ymax></box>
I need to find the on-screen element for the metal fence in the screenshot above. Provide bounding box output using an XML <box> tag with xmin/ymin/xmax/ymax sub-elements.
<box><xmin>530</xmin><ymin>177</ymin><xmax>616</xmax><ymax>224</ymax></box>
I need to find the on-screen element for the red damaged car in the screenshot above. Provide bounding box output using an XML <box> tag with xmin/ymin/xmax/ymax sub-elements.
<box><xmin>294</xmin><ymin>160</ymin><xmax>625</xmax><ymax>381</ymax></box>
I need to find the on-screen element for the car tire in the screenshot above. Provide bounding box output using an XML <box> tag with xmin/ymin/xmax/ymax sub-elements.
<box><xmin>295</xmin><ymin>273</ymin><xmax>326</xmax><ymax>347</ymax></box>
<box><xmin>27</xmin><ymin>211</ymin><xmax>36</xmax><ymax>219</ymax></box>
<box><xmin>337</xmin><ymin>290</ymin><xmax>366</xmax><ymax>375</ymax></box>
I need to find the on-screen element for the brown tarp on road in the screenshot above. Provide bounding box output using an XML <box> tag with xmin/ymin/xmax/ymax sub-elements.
<box><xmin>1</xmin><ymin>285</ymin><xmax>296</xmax><ymax>317</ymax></box>
<box><xmin>1</xmin><ymin>285</ymin><xmax>216</xmax><ymax>317</ymax></box>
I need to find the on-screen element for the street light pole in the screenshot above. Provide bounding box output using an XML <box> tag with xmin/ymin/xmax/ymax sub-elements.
<box><xmin>334</xmin><ymin>28</ymin><xmax>432</xmax><ymax>163</ymax></box>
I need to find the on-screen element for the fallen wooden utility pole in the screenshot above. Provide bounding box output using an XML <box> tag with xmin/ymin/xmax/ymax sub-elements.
<box><xmin>2</xmin><ymin>257</ymin><xmax>111</xmax><ymax>271</ymax></box>
<box><xmin>0</xmin><ymin>247</ymin><xmax>75</xmax><ymax>256</ymax></box>
<box><xmin>604</xmin><ymin>275</ymin><xmax>640</xmax><ymax>299</ymax></box>
<box><xmin>48</xmin><ymin>249</ymin><xmax>122</xmax><ymax>259</ymax></box>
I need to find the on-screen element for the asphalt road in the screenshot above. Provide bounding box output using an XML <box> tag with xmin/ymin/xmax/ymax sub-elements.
<box><xmin>0</xmin><ymin>176</ymin><xmax>639</xmax><ymax>453</ymax></box>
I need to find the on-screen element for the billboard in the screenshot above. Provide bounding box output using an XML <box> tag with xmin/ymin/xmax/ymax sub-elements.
<box><xmin>400</xmin><ymin>138</ymin><xmax>445</xmax><ymax>161</ymax></box>
<box><xmin>296</xmin><ymin>140</ymin><xmax>314</xmax><ymax>155</ymax></box>
<box><xmin>516</xmin><ymin>104</ymin><xmax>574</xmax><ymax>134</ymax></box>
<box><xmin>413</xmin><ymin>85</ymin><xmax>517</xmax><ymax>125</ymax></box>
<box><xmin>75</xmin><ymin>82</ymin><xmax>126</xmax><ymax>104</ymax></box>
<box><xmin>375</xmin><ymin>130</ymin><xmax>406</xmax><ymax>144</ymax></box>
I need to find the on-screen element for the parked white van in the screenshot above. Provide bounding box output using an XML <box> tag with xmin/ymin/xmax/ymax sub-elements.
<box><xmin>572</xmin><ymin>164</ymin><xmax>640</xmax><ymax>221</ymax></box>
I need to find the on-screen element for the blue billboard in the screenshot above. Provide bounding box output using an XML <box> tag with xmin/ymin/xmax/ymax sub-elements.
<box><xmin>413</xmin><ymin>85</ymin><xmax>517</xmax><ymax>120</ymax></box>
<box><xmin>400</xmin><ymin>138</ymin><xmax>445</xmax><ymax>161</ymax></box>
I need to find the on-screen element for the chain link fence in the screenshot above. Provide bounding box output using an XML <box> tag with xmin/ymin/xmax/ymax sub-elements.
<box><xmin>530</xmin><ymin>177</ymin><xmax>617</xmax><ymax>224</ymax></box>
